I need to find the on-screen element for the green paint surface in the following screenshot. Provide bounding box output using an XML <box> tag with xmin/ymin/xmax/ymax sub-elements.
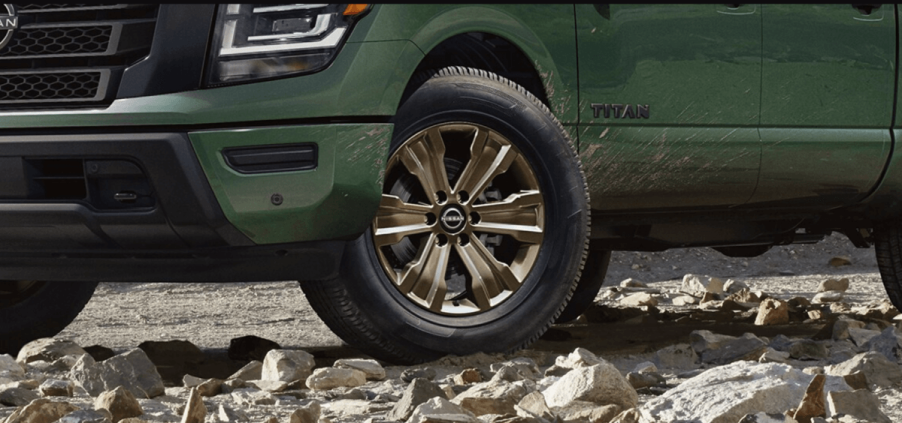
<box><xmin>580</xmin><ymin>126</ymin><xmax>760</xmax><ymax>210</ymax></box>
<box><xmin>190</xmin><ymin>124</ymin><xmax>392</xmax><ymax>244</ymax></box>
<box><xmin>761</xmin><ymin>4</ymin><xmax>895</xmax><ymax>128</ymax></box>
<box><xmin>576</xmin><ymin>4</ymin><xmax>762</xmax><ymax>126</ymax></box>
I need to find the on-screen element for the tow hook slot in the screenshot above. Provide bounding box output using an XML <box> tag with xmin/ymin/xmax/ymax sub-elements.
<box><xmin>114</xmin><ymin>191</ymin><xmax>138</xmax><ymax>203</ymax></box>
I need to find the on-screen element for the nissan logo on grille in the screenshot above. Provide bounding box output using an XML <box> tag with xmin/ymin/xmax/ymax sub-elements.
<box><xmin>0</xmin><ymin>4</ymin><xmax>17</xmax><ymax>52</ymax></box>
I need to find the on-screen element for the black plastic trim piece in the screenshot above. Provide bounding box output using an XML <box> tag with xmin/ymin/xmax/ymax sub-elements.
<box><xmin>0</xmin><ymin>132</ymin><xmax>253</xmax><ymax>249</ymax></box>
<box><xmin>223</xmin><ymin>143</ymin><xmax>318</xmax><ymax>174</ymax></box>
<box><xmin>0</xmin><ymin>240</ymin><xmax>345</xmax><ymax>282</ymax></box>
<box><xmin>117</xmin><ymin>4</ymin><xmax>215</xmax><ymax>98</ymax></box>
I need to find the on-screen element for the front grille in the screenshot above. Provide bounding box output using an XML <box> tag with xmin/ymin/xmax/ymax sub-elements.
<box><xmin>0</xmin><ymin>25</ymin><xmax>112</xmax><ymax>57</ymax></box>
<box><xmin>0</xmin><ymin>4</ymin><xmax>158</xmax><ymax>109</ymax></box>
<box><xmin>0</xmin><ymin>70</ymin><xmax>106</xmax><ymax>103</ymax></box>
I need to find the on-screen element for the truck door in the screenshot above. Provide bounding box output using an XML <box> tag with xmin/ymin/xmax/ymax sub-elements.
<box><xmin>746</xmin><ymin>4</ymin><xmax>895</xmax><ymax>208</ymax></box>
<box><xmin>577</xmin><ymin>4</ymin><xmax>762</xmax><ymax>211</ymax></box>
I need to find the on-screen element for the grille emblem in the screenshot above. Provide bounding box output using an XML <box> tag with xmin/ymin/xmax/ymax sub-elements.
<box><xmin>0</xmin><ymin>4</ymin><xmax>17</xmax><ymax>52</ymax></box>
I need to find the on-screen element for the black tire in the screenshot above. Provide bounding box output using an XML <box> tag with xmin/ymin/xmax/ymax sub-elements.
<box><xmin>555</xmin><ymin>241</ymin><xmax>611</xmax><ymax>323</ymax></box>
<box><xmin>302</xmin><ymin>66</ymin><xmax>590</xmax><ymax>364</ymax></box>
<box><xmin>874</xmin><ymin>223</ymin><xmax>902</xmax><ymax>311</ymax></box>
<box><xmin>0</xmin><ymin>281</ymin><xmax>98</xmax><ymax>355</ymax></box>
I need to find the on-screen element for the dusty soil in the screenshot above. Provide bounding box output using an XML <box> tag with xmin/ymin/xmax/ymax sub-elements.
<box><xmin>56</xmin><ymin>232</ymin><xmax>885</xmax><ymax>355</ymax></box>
<box><xmin>50</xmin><ymin>232</ymin><xmax>902</xmax><ymax>421</ymax></box>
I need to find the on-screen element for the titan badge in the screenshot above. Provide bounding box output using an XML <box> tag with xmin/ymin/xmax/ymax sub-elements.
<box><xmin>590</xmin><ymin>103</ymin><xmax>650</xmax><ymax>119</ymax></box>
<box><xmin>0</xmin><ymin>4</ymin><xmax>18</xmax><ymax>52</ymax></box>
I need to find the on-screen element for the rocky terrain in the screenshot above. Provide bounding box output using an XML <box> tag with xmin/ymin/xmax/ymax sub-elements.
<box><xmin>1</xmin><ymin>233</ymin><xmax>901</xmax><ymax>423</ymax></box>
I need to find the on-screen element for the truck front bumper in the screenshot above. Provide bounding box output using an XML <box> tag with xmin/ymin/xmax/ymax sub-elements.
<box><xmin>0</xmin><ymin>123</ymin><xmax>391</xmax><ymax>282</ymax></box>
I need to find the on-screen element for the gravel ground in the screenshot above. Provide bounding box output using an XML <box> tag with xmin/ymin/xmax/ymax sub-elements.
<box><xmin>45</xmin><ymin>231</ymin><xmax>901</xmax><ymax>422</ymax></box>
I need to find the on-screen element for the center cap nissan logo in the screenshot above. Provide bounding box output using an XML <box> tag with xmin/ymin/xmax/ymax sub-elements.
<box><xmin>440</xmin><ymin>207</ymin><xmax>466</xmax><ymax>233</ymax></box>
<box><xmin>0</xmin><ymin>4</ymin><xmax>18</xmax><ymax>52</ymax></box>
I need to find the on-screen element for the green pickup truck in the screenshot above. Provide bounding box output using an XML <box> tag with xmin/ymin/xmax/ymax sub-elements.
<box><xmin>1</xmin><ymin>4</ymin><xmax>900</xmax><ymax>364</ymax></box>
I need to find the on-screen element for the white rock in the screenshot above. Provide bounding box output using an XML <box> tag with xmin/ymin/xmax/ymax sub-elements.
<box><xmin>723</xmin><ymin>279</ymin><xmax>749</xmax><ymax>295</ymax></box>
<box><xmin>245</xmin><ymin>380</ymin><xmax>288</xmax><ymax>392</ymax></box>
<box><xmin>305</xmin><ymin>368</ymin><xmax>366</xmax><ymax>390</ymax></box>
<box><xmin>653</xmin><ymin>343</ymin><xmax>698</xmax><ymax>370</ymax></box>
<box><xmin>69</xmin><ymin>349</ymin><xmax>164</xmax><ymax>399</ymax></box>
<box><xmin>333</xmin><ymin>359</ymin><xmax>386</xmax><ymax>381</ymax></box>
<box><xmin>230</xmin><ymin>388</ymin><xmax>276</xmax><ymax>406</ymax></box>
<box><xmin>288</xmin><ymin>401</ymin><xmax>320</xmax><ymax>423</ymax></box>
<box><xmin>619</xmin><ymin>279</ymin><xmax>647</xmax><ymax>288</ymax></box>
<box><xmin>542</xmin><ymin>363</ymin><xmax>638</xmax><ymax>410</ymax></box>
<box><xmin>826</xmin><ymin>390</ymin><xmax>891</xmax><ymax>423</ymax></box>
<box><xmin>813</xmin><ymin>291</ymin><xmax>844</xmax><ymax>304</ymax></box>
<box><xmin>227</xmin><ymin>361</ymin><xmax>262</xmax><ymax>381</ymax></box>
<box><xmin>632</xmin><ymin>362</ymin><xmax>657</xmax><ymax>374</ymax></box>
<box><xmin>680</xmin><ymin>274</ymin><xmax>724</xmax><ymax>297</ymax></box>
<box><xmin>671</xmin><ymin>295</ymin><xmax>699</xmax><ymax>306</ymax></box>
<box><xmin>826</xmin><ymin>351</ymin><xmax>902</xmax><ymax>388</ymax></box>
<box><xmin>451</xmin><ymin>380</ymin><xmax>527</xmax><ymax>416</ymax></box>
<box><xmin>181</xmin><ymin>375</ymin><xmax>203</xmax><ymax>388</ymax></box>
<box><xmin>216</xmin><ymin>404</ymin><xmax>249</xmax><ymax>423</ymax></box>
<box><xmin>16</xmin><ymin>339</ymin><xmax>86</xmax><ymax>364</ymax></box>
<box><xmin>619</xmin><ymin>293</ymin><xmax>658</xmax><ymax>307</ymax></box>
<box><xmin>758</xmin><ymin>348</ymin><xmax>791</xmax><ymax>364</ymax></box>
<box><xmin>818</xmin><ymin>278</ymin><xmax>850</xmax><ymax>293</ymax></box>
<box><xmin>639</xmin><ymin>362</ymin><xmax>846</xmax><ymax>423</ymax></box>
<box><xmin>0</xmin><ymin>355</ymin><xmax>25</xmax><ymax>378</ymax></box>
<box><xmin>407</xmin><ymin>397</ymin><xmax>478</xmax><ymax>423</ymax></box>
<box><xmin>553</xmin><ymin>348</ymin><xmax>602</xmax><ymax>370</ymax></box>
<box><xmin>847</xmin><ymin>328</ymin><xmax>881</xmax><ymax>347</ymax></box>
<box><xmin>261</xmin><ymin>350</ymin><xmax>315</xmax><ymax>383</ymax></box>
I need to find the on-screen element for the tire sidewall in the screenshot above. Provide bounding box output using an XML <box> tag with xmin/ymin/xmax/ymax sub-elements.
<box><xmin>0</xmin><ymin>282</ymin><xmax>98</xmax><ymax>354</ymax></box>
<box><xmin>342</xmin><ymin>72</ymin><xmax>587</xmax><ymax>354</ymax></box>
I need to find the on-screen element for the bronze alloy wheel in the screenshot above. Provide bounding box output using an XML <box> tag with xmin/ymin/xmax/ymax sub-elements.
<box><xmin>373</xmin><ymin>122</ymin><xmax>545</xmax><ymax>315</ymax></box>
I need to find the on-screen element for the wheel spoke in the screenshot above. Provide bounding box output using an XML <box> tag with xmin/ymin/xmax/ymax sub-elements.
<box><xmin>373</xmin><ymin>195</ymin><xmax>434</xmax><ymax>247</ymax></box>
<box><xmin>471</xmin><ymin>191</ymin><xmax>544</xmax><ymax>244</ymax></box>
<box><xmin>397</xmin><ymin>234</ymin><xmax>450</xmax><ymax>312</ymax></box>
<box><xmin>455</xmin><ymin>237</ymin><xmax>521</xmax><ymax>311</ymax></box>
<box><xmin>453</xmin><ymin>128</ymin><xmax>517</xmax><ymax>201</ymax></box>
<box><xmin>397</xmin><ymin>127</ymin><xmax>452</xmax><ymax>203</ymax></box>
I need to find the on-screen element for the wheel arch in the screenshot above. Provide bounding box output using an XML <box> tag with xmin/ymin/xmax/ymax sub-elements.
<box><xmin>351</xmin><ymin>5</ymin><xmax>579</xmax><ymax>125</ymax></box>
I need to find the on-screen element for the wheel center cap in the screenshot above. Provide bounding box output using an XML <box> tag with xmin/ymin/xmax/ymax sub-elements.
<box><xmin>439</xmin><ymin>205</ymin><xmax>466</xmax><ymax>234</ymax></box>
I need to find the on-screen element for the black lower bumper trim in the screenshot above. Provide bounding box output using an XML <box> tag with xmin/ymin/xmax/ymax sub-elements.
<box><xmin>0</xmin><ymin>241</ymin><xmax>345</xmax><ymax>282</ymax></box>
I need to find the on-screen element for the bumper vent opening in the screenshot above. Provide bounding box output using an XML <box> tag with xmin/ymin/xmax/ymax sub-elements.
<box><xmin>25</xmin><ymin>158</ymin><xmax>87</xmax><ymax>199</ymax></box>
<box><xmin>223</xmin><ymin>143</ymin><xmax>318</xmax><ymax>174</ymax></box>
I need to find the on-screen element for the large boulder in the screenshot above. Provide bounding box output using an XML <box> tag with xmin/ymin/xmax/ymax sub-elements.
<box><xmin>388</xmin><ymin>378</ymin><xmax>447</xmax><ymax>422</ymax></box>
<box><xmin>0</xmin><ymin>387</ymin><xmax>40</xmax><ymax>406</ymax></box>
<box><xmin>260</xmin><ymin>350</ymin><xmax>315</xmax><ymax>383</ymax></box>
<box><xmin>406</xmin><ymin>397</ymin><xmax>478</xmax><ymax>423</ymax></box>
<box><xmin>826</xmin><ymin>390</ymin><xmax>891</xmax><ymax>423</ymax></box>
<box><xmin>690</xmin><ymin>331</ymin><xmax>767</xmax><ymax>365</ymax></box>
<box><xmin>754</xmin><ymin>299</ymin><xmax>789</xmax><ymax>326</ymax></box>
<box><xmin>680</xmin><ymin>274</ymin><xmax>724</xmax><ymax>298</ymax></box>
<box><xmin>4</xmin><ymin>399</ymin><xmax>80</xmax><ymax>423</ymax></box>
<box><xmin>542</xmin><ymin>362</ymin><xmax>638</xmax><ymax>410</ymax></box>
<box><xmin>640</xmin><ymin>362</ymin><xmax>843</xmax><ymax>423</ymax></box>
<box><xmin>69</xmin><ymin>349</ymin><xmax>165</xmax><ymax>398</ymax></box>
<box><xmin>826</xmin><ymin>351</ymin><xmax>902</xmax><ymax>388</ymax></box>
<box><xmin>0</xmin><ymin>354</ymin><xmax>25</xmax><ymax>378</ymax></box>
<box><xmin>451</xmin><ymin>380</ymin><xmax>528</xmax><ymax>416</ymax></box>
<box><xmin>94</xmin><ymin>386</ymin><xmax>143</xmax><ymax>423</ymax></box>
<box><xmin>227</xmin><ymin>361</ymin><xmax>262</xmax><ymax>381</ymax></box>
<box><xmin>305</xmin><ymin>368</ymin><xmax>366</xmax><ymax>390</ymax></box>
<box><xmin>332</xmin><ymin>359</ymin><xmax>385</xmax><ymax>381</ymax></box>
<box><xmin>16</xmin><ymin>339</ymin><xmax>87</xmax><ymax>365</ymax></box>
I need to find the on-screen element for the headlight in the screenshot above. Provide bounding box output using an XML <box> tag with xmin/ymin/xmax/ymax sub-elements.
<box><xmin>205</xmin><ymin>4</ymin><xmax>369</xmax><ymax>86</ymax></box>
